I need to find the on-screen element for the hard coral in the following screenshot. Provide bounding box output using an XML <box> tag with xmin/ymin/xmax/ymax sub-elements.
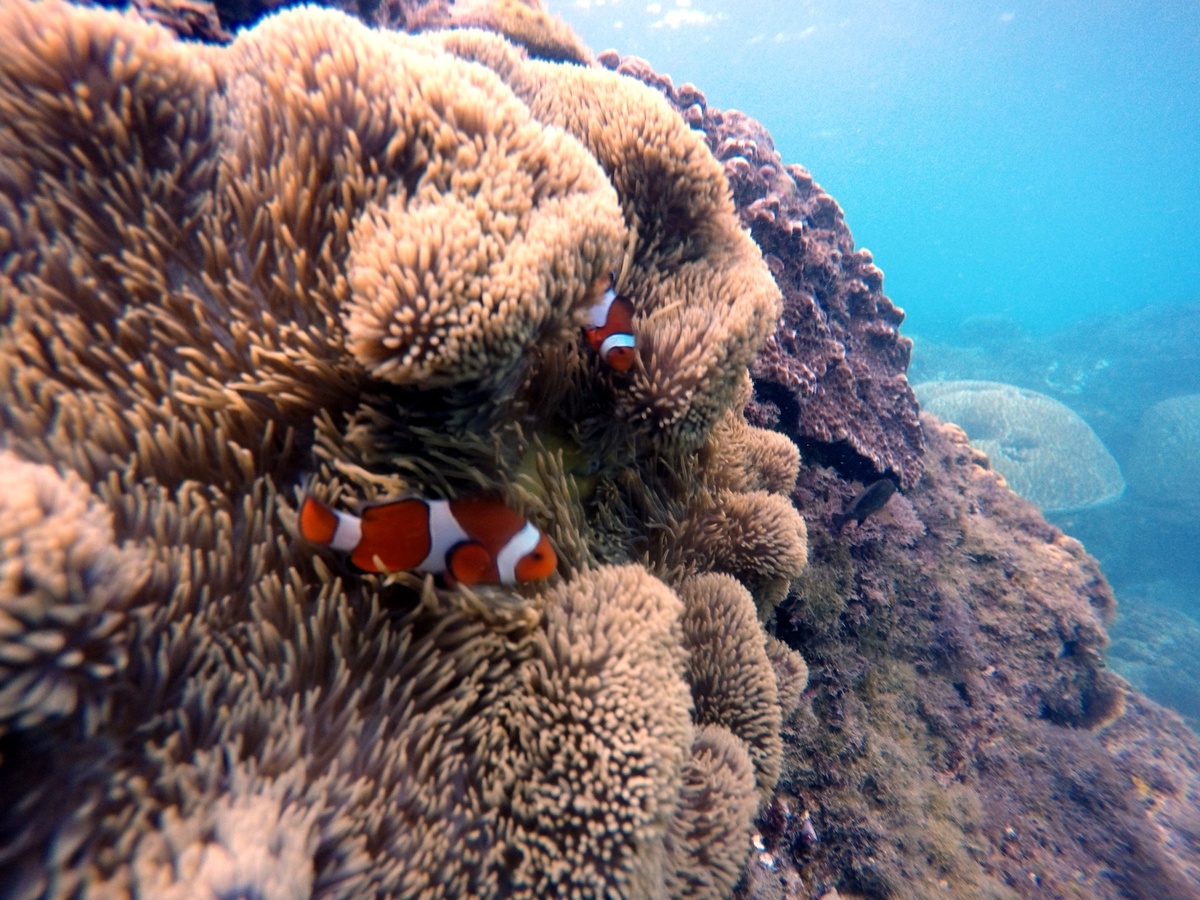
<box><xmin>1128</xmin><ymin>393</ymin><xmax>1200</xmax><ymax>511</ymax></box>
<box><xmin>0</xmin><ymin>2</ymin><xmax>804</xmax><ymax>895</ymax></box>
<box><xmin>916</xmin><ymin>380</ymin><xmax>1126</xmax><ymax>513</ymax></box>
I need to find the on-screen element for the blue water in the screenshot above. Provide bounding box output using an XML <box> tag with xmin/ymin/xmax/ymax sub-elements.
<box><xmin>551</xmin><ymin>0</ymin><xmax>1200</xmax><ymax>341</ymax></box>
<box><xmin>549</xmin><ymin>0</ymin><xmax>1200</xmax><ymax>725</ymax></box>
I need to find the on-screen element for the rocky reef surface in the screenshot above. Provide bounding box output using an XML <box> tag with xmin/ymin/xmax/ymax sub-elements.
<box><xmin>745</xmin><ymin>419</ymin><xmax>1198</xmax><ymax>898</ymax></box>
<box><xmin>910</xmin><ymin>301</ymin><xmax>1200</xmax><ymax>765</ymax></box>
<box><xmin>2</xmin><ymin>1</ymin><xmax>1199</xmax><ymax>898</ymax></box>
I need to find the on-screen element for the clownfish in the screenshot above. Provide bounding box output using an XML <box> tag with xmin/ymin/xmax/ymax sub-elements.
<box><xmin>299</xmin><ymin>494</ymin><xmax>557</xmax><ymax>586</ymax></box>
<box><xmin>583</xmin><ymin>274</ymin><xmax>637</xmax><ymax>372</ymax></box>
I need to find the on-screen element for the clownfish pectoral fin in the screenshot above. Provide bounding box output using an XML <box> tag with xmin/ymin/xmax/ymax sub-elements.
<box><xmin>446</xmin><ymin>540</ymin><xmax>495</xmax><ymax>587</ymax></box>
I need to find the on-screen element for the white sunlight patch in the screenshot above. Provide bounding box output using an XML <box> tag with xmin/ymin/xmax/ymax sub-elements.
<box><xmin>651</xmin><ymin>4</ymin><xmax>715</xmax><ymax>29</ymax></box>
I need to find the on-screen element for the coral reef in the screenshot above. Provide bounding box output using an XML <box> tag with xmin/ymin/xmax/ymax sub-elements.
<box><xmin>916</xmin><ymin>380</ymin><xmax>1126</xmax><ymax>513</ymax></box>
<box><xmin>909</xmin><ymin>302</ymin><xmax>1200</xmax><ymax>468</ymax></box>
<box><xmin>743</xmin><ymin>416</ymin><xmax>1200</xmax><ymax>899</ymax></box>
<box><xmin>1127</xmin><ymin>393</ymin><xmax>1200</xmax><ymax>512</ymax></box>
<box><xmin>596</xmin><ymin>53</ymin><xmax>925</xmax><ymax>489</ymax></box>
<box><xmin>0</xmin><ymin>2</ymin><xmax>805</xmax><ymax>896</ymax></box>
<box><xmin>8</xmin><ymin>1</ymin><xmax>1200</xmax><ymax>898</ymax></box>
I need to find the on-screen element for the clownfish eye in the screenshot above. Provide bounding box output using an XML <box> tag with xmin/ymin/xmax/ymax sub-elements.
<box><xmin>515</xmin><ymin>538</ymin><xmax>558</xmax><ymax>582</ymax></box>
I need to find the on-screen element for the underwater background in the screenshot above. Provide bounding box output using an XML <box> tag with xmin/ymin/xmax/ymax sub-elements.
<box><xmin>551</xmin><ymin>0</ymin><xmax>1200</xmax><ymax>729</ymax></box>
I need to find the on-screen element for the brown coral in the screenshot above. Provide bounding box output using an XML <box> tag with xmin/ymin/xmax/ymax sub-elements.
<box><xmin>438</xmin><ymin>28</ymin><xmax>783</xmax><ymax>448</ymax></box>
<box><xmin>0</xmin><ymin>452</ymin><xmax>147</xmax><ymax>736</ymax></box>
<box><xmin>491</xmin><ymin>564</ymin><xmax>695</xmax><ymax>896</ymax></box>
<box><xmin>664</xmin><ymin>725</ymin><xmax>760</xmax><ymax>900</ymax></box>
<box><xmin>679</xmin><ymin>573</ymin><xmax>783</xmax><ymax>795</ymax></box>
<box><xmin>0</xmin><ymin>1</ymin><xmax>805</xmax><ymax>896</ymax></box>
<box><xmin>446</xmin><ymin>0</ymin><xmax>593</xmax><ymax>64</ymax></box>
<box><xmin>666</xmin><ymin>489</ymin><xmax>808</xmax><ymax>613</ymax></box>
<box><xmin>334</xmin><ymin>43</ymin><xmax>624</xmax><ymax>390</ymax></box>
<box><xmin>703</xmin><ymin>376</ymin><xmax>801</xmax><ymax>496</ymax></box>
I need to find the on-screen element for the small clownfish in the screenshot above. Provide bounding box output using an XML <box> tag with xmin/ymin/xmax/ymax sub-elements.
<box><xmin>299</xmin><ymin>494</ymin><xmax>557</xmax><ymax>586</ymax></box>
<box><xmin>583</xmin><ymin>274</ymin><xmax>637</xmax><ymax>372</ymax></box>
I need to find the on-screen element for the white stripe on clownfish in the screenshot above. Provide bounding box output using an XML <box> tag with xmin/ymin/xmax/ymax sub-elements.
<box><xmin>420</xmin><ymin>499</ymin><xmax>471</xmax><ymax>574</ymax></box>
<box><xmin>586</xmin><ymin>284</ymin><xmax>620</xmax><ymax>329</ymax></box>
<box><xmin>327</xmin><ymin>509</ymin><xmax>362</xmax><ymax>554</ymax></box>
<box><xmin>298</xmin><ymin>493</ymin><xmax>557</xmax><ymax>585</ymax></box>
<box><xmin>599</xmin><ymin>332</ymin><xmax>636</xmax><ymax>359</ymax></box>
<box><xmin>583</xmin><ymin>273</ymin><xmax>637</xmax><ymax>372</ymax></box>
<box><xmin>495</xmin><ymin>521</ymin><xmax>543</xmax><ymax>585</ymax></box>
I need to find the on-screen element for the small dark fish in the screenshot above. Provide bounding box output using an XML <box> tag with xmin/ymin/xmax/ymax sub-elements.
<box><xmin>832</xmin><ymin>478</ymin><xmax>897</xmax><ymax>532</ymax></box>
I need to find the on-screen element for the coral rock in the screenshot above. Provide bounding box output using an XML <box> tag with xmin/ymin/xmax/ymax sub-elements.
<box><xmin>762</xmin><ymin>416</ymin><xmax>1200</xmax><ymax>898</ymax></box>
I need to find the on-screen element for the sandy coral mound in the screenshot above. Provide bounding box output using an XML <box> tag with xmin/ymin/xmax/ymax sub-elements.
<box><xmin>916</xmin><ymin>380</ymin><xmax>1126</xmax><ymax>512</ymax></box>
<box><xmin>1127</xmin><ymin>393</ymin><xmax>1200</xmax><ymax>511</ymax></box>
<box><xmin>0</xmin><ymin>2</ymin><xmax>804</xmax><ymax>896</ymax></box>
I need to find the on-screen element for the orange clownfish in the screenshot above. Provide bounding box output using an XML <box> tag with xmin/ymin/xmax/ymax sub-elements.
<box><xmin>299</xmin><ymin>494</ymin><xmax>557</xmax><ymax>586</ymax></box>
<box><xmin>583</xmin><ymin>274</ymin><xmax>637</xmax><ymax>372</ymax></box>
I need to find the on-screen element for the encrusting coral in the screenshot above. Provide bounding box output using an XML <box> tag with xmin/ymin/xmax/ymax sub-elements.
<box><xmin>0</xmin><ymin>1</ymin><xmax>807</xmax><ymax>896</ymax></box>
